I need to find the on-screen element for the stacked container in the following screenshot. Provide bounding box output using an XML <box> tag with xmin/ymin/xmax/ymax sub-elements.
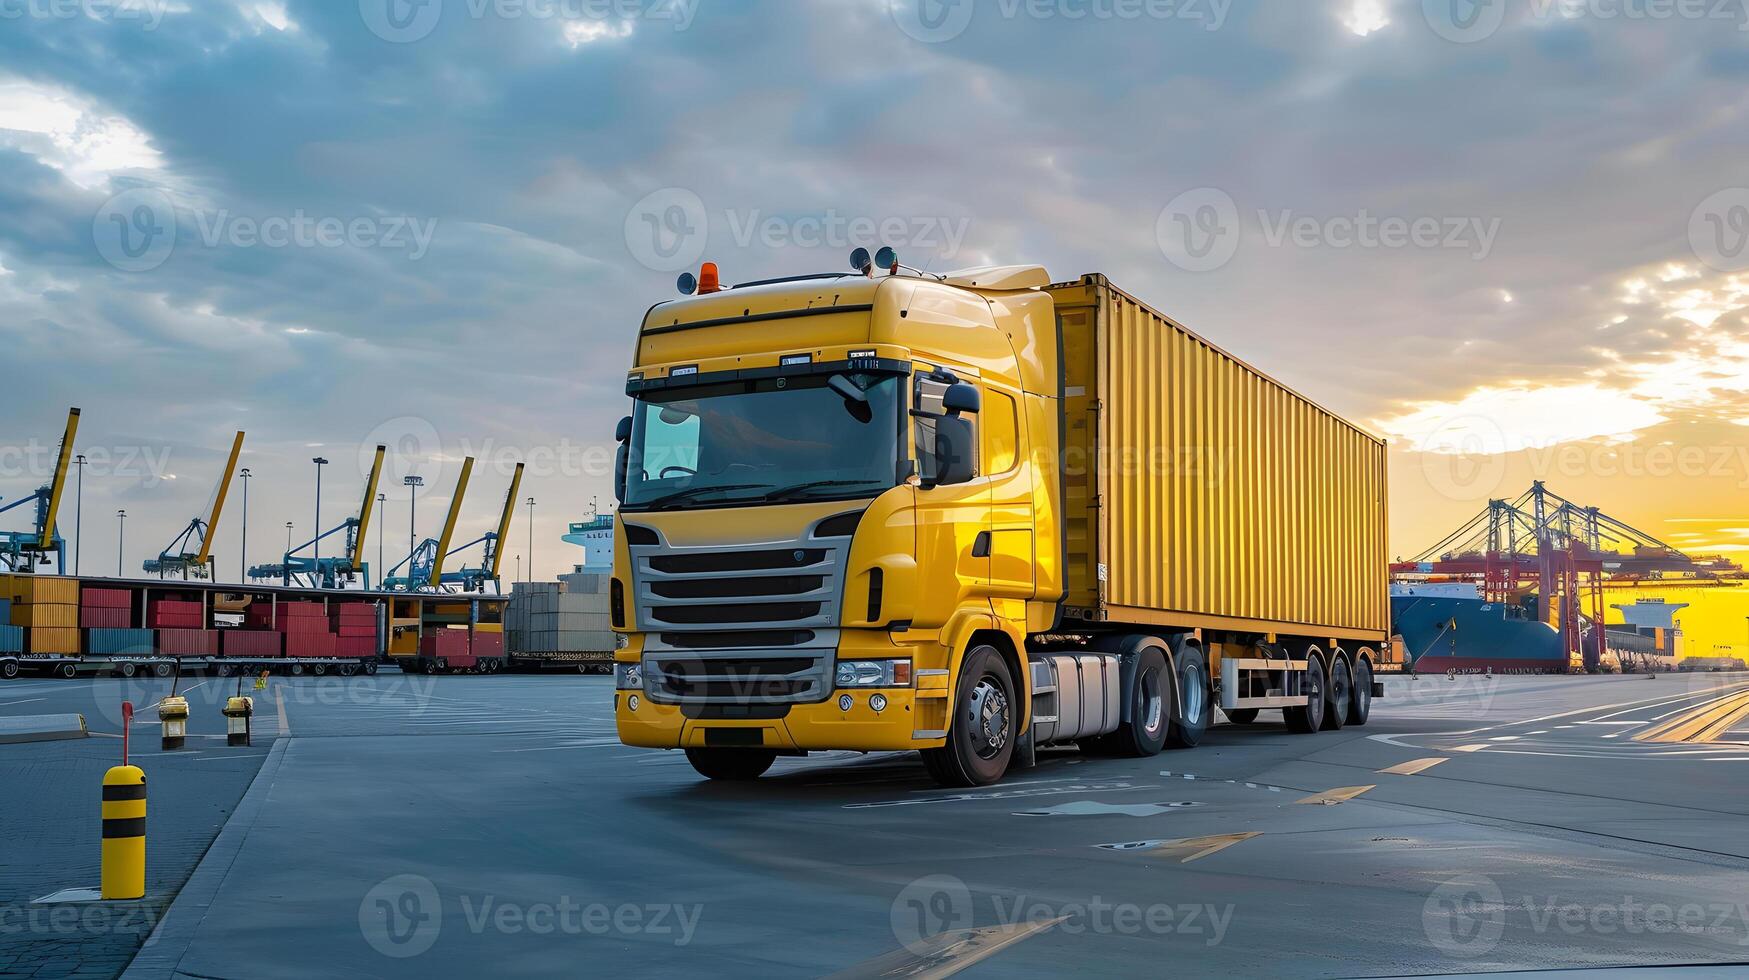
<box><xmin>420</xmin><ymin>628</ymin><xmax>474</xmax><ymax>669</ymax></box>
<box><xmin>157</xmin><ymin>628</ymin><xmax>218</xmax><ymax>657</ymax></box>
<box><xmin>4</xmin><ymin>575</ymin><xmax>81</xmax><ymax>655</ymax></box>
<box><xmin>220</xmin><ymin>630</ymin><xmax>283</xmax><ymax>658</ymax></box>
<box><xmin>80</xmin><ymin>587</ymin><xmax>133</xmax><ymax>629</ymax></box>
<box><xmin>147</xmin><ymin>599</ymin><xmax>204</xmax><ymax>629</ymax></box>
<box><xmin>271</xmin><ymin>601</ymin><xmax>336</xmax><ymax>658</ymax></box>
<box><xmin>330</xmin><ymin>602</ymin><xmax>380</xmax><ymax>659</ymax></box>
<box><xmin>88</xmin><ymin>628</ymin><xmax>154</xmax><ymax>655</ymax></box>
<box><xmin>0</xmin><ymin>598</ymin><xmax>20</xmax><ymax>655</ymax></box>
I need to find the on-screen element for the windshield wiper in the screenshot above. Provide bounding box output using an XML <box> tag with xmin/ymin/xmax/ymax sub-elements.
<box><xmin>637</xmin><ymin>483</ymin><xmax>771</xmax><ymax>510</ymax></box>
<box><xmin>762</xmin><ymin>479</ymin><xmax>887</xmax><ymax>503</ymax></box>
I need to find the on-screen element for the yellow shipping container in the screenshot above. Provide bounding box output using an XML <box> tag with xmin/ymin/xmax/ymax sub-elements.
<box><xmin>0</xmin><ymin>575</ymin><xmax>80</xmax><ymax>605</ymax></box>
<box><xmin>12</xmin><ymin>603</ymin><xmax>78</xmax><ymax>628</ymax></box>
<box><xmin>473</xmin><ymin>623</ymin><xmax>503</xmax><ymax>633</ymax></box>
<box><xmin>29</xmin><ymin>626</ymin><xmax>81</xmax><ymax>655</ymax></box>
<box><xmin>1048</xmin><ymin>275</ymin><xmax>1389</xmax><ymax>642</ymax></box>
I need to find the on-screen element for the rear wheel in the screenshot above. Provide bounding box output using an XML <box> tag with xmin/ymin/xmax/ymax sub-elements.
<box><xmin>684</xmin><ymin>748</ymin><xmax>776</xmax><ymax>781</ymax></box>
<box><xmin>1322</xmin><ymin>656</ymin><xmax>1351</xmax><ymax>731</ymax></box>
<box><xmin>1284</xmin><ymin>650</ymin><xmax>1327</xmax><ymax>734</ymax></box>
<box><xmin>117</xmin><ymin>662</ymin><xmax>137</xmax><ymax>679</ymax></box>
<box><xmin>1224</xmin><ymin>708</ymin><xmax>1259</xmax><ymax>725</ymax></box>
<box><xmin>1347</xmin><ymin>657</ymin><xmax>1374</xmax><ymax>726</ymax></box>
<box><xmin>1166</xmin><ymin>644</ymin><xmax>1212</xmax><ymax>749</ymax></box>
<box><xmin>214</xmin><ymin>663</ymin><xmax>235</xmax><ymax>678</ymax></box>
<box><xmin>153</xmin><ymin>662</ymin><xmax>173</xmax><ymax>678</ymax></box>
<box><xmin>921</xmin><ymin>645</ymin><xmax>1017</xmax><ymax>787</ymax></box>
<box><xmin>57</xmin><ymin>663</ymin><xmax>78</xmax><ymax>679</ymax></box>
<box><xmin>1099</xmin><ymin>645</ymin><xmax>1170</xmax><ymax>757</ymax></box>
<box><xmin>0</xmin><ymin>660</ymin><xmax>18</xmax><ymax>680</ymax></box>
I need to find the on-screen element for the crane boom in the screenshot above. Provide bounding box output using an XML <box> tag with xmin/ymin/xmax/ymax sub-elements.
<box><xmin>351</xmin><ymin>444</ymin><xmax>386</xmax><ymax>568</ymax></box>
<box><xmin>194</xmin><ymin>431</ymin><xmax>245</xmax><ymax>564</ymax></box>
<box><xmin>429</xmin><ymin>457</ymin><xmax>474</xmax><ymax>588</ymax></box>
<box><xmin>489</xmin><ymin>463</ymin><xmax>525</xmax><ymax>580</ymax></box>
<box><xmin>39</xmin><ymin>408</ymin><xmax>80</xmax><ymax>549</ymax></box>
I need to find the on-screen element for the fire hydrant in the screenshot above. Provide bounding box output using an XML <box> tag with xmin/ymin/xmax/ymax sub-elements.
<box><xmin>158</xmin><ymin>696</ymin><xmax>188</xmax><ymax>751</ymax></box>
<box><xmin>222</xmin><ymin>696</ymin><xmax>254</xmax><ymax>747</ymax></box>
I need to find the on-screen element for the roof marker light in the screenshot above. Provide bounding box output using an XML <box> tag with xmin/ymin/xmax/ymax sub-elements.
<box><xmin>849</xmin><ymin>247</ymin><xmax>873</xmax><ymax>277</ymax></box>
<box><xmin>875</xmin><ymin>246</ymin><xmax>898</xmax><ymax>275</ymax></box>
<box><xmin>676</xmin><ymin>272</ymin><xmax>697</xmax><ymax>295</ymax></box>
<box><xmin>698</xmin><ymin>262</ymin><xmax>721</xmax><ymax>294</ymax></box>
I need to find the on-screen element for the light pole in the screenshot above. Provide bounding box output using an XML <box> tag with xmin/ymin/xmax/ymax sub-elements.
<box><xmin>73</xmin><ymin>454</ymin><xmax>86</xmax><ymax>575</ymax></box>
<box><xmin>377</xmin><ymin>492</ymin><xmax>387</xmax><ymax>585</ymax></box>
<box><xmin>238</xmin><ymin>467</ymin><xmax>252</xmax><ymax>582</ymax></box>
<box><xmin>404</xmin><ymin>475</ymin><xmax>423</xmax><ymax>562</ymax></box>
<box><xmin>526</xmin><ymin>496</ymin><xmax>536</xmax><ymax>584</ymax></box>
<box><xmin>515</xmin><ymin>554</ymin><xmax>521</xmax><ymax>584</ymax></box>
<box><xmin>285</xmin><ymin>521</ymin><xmax>293</xmax><ymax>556</ymax></box>
<box><xmin>116</xmin><ymin>509</ymin><xmax>126</xmax><ymax>577</ymax></box>
<box><xmin>311</xmin><ymin>458</ymin><xmax>328</xmax><ymax>583</ymax></box>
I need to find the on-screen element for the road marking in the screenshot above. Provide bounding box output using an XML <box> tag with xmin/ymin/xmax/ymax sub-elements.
<box><xmin>0</xmin><ymin>698</ymin><xmax>46</xmax><ymax>707</ymax></box>
<box><xmin>1634</xmin><ymin>690</ymin><xmax>1749</xmax><ymax>744</ymax></box>
<box><xmin>1488</xmin><ymin>735</ymin><xmax>1520</xmax><ymax>741</ymax></box>
<box><xmin>1451</xmin><ymin>744</ymin><xmax>1490</xmax><ymax>752</ymax></box>
<box><xmin>1296</xmin><ymin>785</ymin><xmax>1375</xmax><ymax>805</ymax></box>
<box><xmin>1014</xmin><ymin>800</ymin><xmax>1202</xmax><ymax>818</ymax></box>
<box><xmin>1152</xmin><ymin>832</ymin><xmax>1262</xmax><ymax>863</ymax></box>
<box><xmin>1379</xmin><ymin>758</ymin><xmax>1447</xmax><ymax>775</ymax></box>
<box><xmin>826</xmin><ymin>916</ymin><xmax>1067</xmax><ymax>980</ymax></box>
<box><xmin>275</xmin><ymin>688</ymin><xmax>290</xmax><ymax>736</ymax></box>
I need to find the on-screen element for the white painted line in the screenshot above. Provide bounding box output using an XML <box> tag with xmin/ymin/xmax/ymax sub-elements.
<box><xmin>1578</xmin><ymin>721</ymin><xmax>1647</xmax><ymax>726</ymax></box>
<box><xmin>1488</xmin><ymin>736</ymin><xmax>1520</xmax><ymax>741</ymax></box>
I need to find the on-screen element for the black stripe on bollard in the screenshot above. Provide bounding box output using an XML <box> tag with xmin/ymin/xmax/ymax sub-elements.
<box><xmin>102</xmin><ymin>784</ymin><xmax>148</xmax><ymax>801</ymax></box>
<box><xmin>102</xmin><ymin>817</ymin><xmax>147</xmax><ymax>838</ymax></box>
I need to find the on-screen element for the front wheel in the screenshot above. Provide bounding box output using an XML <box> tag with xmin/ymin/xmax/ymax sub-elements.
<box><xmin>684</xmin><ymin>748</ymin><xmax>776</xmax><ymax>781</ymax></box>
<box><xmin>921</xmin><ymin>645</ymin><xmax>1017</xmax><ymax>787</ymax></box>
<box><xmin>1284</xmin><ymin>651</ymin><xmax>1328</xmax><ymax>734</ymax></box>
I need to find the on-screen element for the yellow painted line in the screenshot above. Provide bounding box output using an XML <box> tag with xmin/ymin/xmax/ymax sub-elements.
<box><xmin>1296</xmin><ymin>785</ymin><xmax>1375</xmax><ymax>805</ymax></box>
<box><xmin>1634</xmin><ymin>691</ymin><xmax>1749</xmax><ymax>744</ymax></box>
<box><xmin>1451</xmin><ymin>744</ymin><xmax>1490</xmax><ymax>753</ymax></box>
<box><xmin>1379</xmin><ymin>757</ymin><xmax>1447</xmax><ymax>776</ymax></box>
<box><xmin>825</xmin><ymin>915</ymin><xmax>1067</xmax><ymax>980</ymax></box>
<box><xmin>1149</xmin><ymin>832</ymin><xmax>1261</xmax><ymax>863</ymax></box>
<box><xmin>275</xmin><ymin>688</ymin><xmax>289</xmax><ymax>736</ymax></box>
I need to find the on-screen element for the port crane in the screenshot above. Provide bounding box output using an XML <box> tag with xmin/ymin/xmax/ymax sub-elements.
<box><xmin>382</xmin><ymin>460</ymin><xmax>523</xmax><ymax>594</ymax></box>
<box><xmin>0</xmin><ymin>408</ymin><xmax>79</xmax><ymax>574</ymax></box>
<box><xmin>248</xmin><ymin>445</ymin><xmax>386</xmax><ymax>589</ymax></box>
<box><xmin>144</xmin><ymin>431</ymin><xmax>245</xmax><ymax>580</ymax></box>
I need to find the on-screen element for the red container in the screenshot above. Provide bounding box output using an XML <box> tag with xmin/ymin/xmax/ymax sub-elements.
<box><xmin>80</xmin><ymin>607</ymin><xmax>131</xmax><ymax>629</ymax></box>
<box><xmin>335</xmin><ymin>636</ymin><xmax>376</xmax><ymax>659</ymax></box>
<box><xmin>148</xmin><ymin>600</ymin><xmax>204</xmax><ymax>630</ymax></box>
<box><xmin>286</xmin><ymin>632</ymin><xmax>337</xmax><ymax>658</ymax></box>
<box><xmin>472</xmin><ymin>633</ymin><xmax>504</xmax><ymax>659</ymax></box>
<box><xmin>221</xmin><ymin>630</ymin><xmax>283</xmax><ymax>658</ymax></box>
<box><xmin>157</xmin><ymin>628</ymin><xmax>218</xmax><ymax>656</ymax></box>
<box><xmin>81</xmin><ymin>588</ymin><xmax>132</xmax><ymax>609</ymax></box>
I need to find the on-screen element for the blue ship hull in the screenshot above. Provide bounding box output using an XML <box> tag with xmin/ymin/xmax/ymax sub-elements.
<box><xmin>1391</xmin><ymin>594</ymin><xmax>1570</xmax><ymax>674</ymax></box>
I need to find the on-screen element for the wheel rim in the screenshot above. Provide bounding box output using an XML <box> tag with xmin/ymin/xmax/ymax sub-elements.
<box><xmin>120</xmin><ymin>664</ymin><xmax>135</xmax><ymax>678</ymax></box>
<box><xmin>1140</xmin><ymin>666</ymin><xmax>1164</xmax><ymax>737</ymax></box>
<box><xmin>1331</xmin><ymin>662</ymin><xmax>1351</xmax><ymax>718</ymax></box>
<box><xmin>967</xmin><ymin>676</ymin><xmax>1010</xmax><ymax>760</ymax></box>
<box><xmin>1178</xmin><ymin>661</ymin><xmax>1205</xmax><ymax>725</ymax></box>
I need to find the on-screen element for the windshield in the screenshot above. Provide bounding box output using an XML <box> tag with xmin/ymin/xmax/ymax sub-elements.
<box><xmin>623</xmin><ymin>372</ymin><xmax>902</xmax><ymax>510</ymax></box>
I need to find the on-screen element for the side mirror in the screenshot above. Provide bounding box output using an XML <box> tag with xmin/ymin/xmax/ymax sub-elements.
<box><xmin>932</xmin><ymin>416</ymin><xmax>976</xmax><ymax>487</ymax></box>
<box><xmin>613</xmin><ymin>415</ymin><xmax>632</xmax><ymax>502</ymax></box>
<box><xmin>942</xmin><ymin>382</ymin><xmax>980</xmax><ymax>415</ymax></box>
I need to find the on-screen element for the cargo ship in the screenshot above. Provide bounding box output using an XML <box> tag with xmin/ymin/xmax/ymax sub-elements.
<box><xmin>1390</xmin><ymin>583</ymin><xmax>1572</xmax><ymax>674</ymax></box>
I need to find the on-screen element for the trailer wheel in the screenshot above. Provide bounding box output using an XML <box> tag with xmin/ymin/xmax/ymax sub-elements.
<box><xmin>1347</xmin><ymin>657</ymin><xmax>1374</xmax><ymax>727</ymax></box>
<box><xmin>921</xmin><ymin>645</ymin><xmax>1017</xmax><ymax>787</ymax></box>
<box><xmin>684</xmin><ymin>748</ymin><xmax>777</xmax><ymax>781</ymax></box>
<box><xmin>311</xmin><ymin>663</ymin><xmax>328</xmax><ymax>677</ymax></box>
<box><xmin>117</xmin><ymin>662</ymin><xmax>137</xmax><ymax>679</ymax></box>
<box><xmin>1166</xmin><ymin>644</ymin><xmax>1213</xmax><ymax>748</ymax></box>
<box><xmin>1224</xmin><ymin>708</ymin><xmax>1259</xmax><ymax>724</ymax></box>
<box><xmin>288</xmin><ymin>663</ymin><xmax>305</xmax><ymax>677</ymax></box>
<box><xmin>58</xmin><ymin>663</ymin><xmax>78</xmax><ymax>679</ymax></box>
<box><xmin>364</xmin><ymin>662</ymin><xmax>378</xmax><ymax>676</ymax></box>
<box><xmin>0</xmin><ymin>660</ymin><xmax>17</xmax><ymax>680</ymax></box>
<box><xmin>215</xmin><ymin>663</ymin><xmax>235</xmax><ymax>678</ymax></box>
<box><xmin>1110</xmin><ymin>645</ymin><xmax>1170</xmax><ymax>756</ymax></box>
<box><xmin>1321</xmin><ymin>655</ymin><xmax>1352</xmax><ymax>731</ymax></box>
<box><xmin>1285</xmin><ymin>651</ymin><xmax>1327</xmax><ymax>734</ymax></box>
<box><xmin>153</xmin><ymin>662</ymin><xmax>173</xmax><ymax>678</ymax></box>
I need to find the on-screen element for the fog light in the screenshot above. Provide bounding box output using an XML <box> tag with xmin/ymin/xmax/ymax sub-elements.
<box><xmin>627</xmin><ymin>694</ymin><xmax>640</xmax><ymax>711</ymax></box>
<box><xmin>838</xmin><ymin>693</ymin><xmax>853</xmax><ymax>711</ymax></box>
<box><xmin>870</xmin><ymin>694</ymin><xmax>887</xmax><ymax>712</ymax></box>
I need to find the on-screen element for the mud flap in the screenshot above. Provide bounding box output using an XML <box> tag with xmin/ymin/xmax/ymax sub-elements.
<box><xmin>1013</xmin><ymin>725</ymin><xmax>1038</xmax><ymax>769</ymax></box>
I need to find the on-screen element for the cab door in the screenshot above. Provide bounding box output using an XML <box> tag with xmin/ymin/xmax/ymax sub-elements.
<box><xmin>909</xmin><ymin>368</ymin><xmax>990</xmax><ymax>627</ymax></box>
<box><xmin>982</xmin><ymin>384</ymin><xmax>1036</xmax><ymax>600</ymax></box>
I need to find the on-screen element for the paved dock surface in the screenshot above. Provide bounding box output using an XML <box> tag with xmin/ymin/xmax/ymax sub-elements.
<box><xmin>5</xmin><ymin>671</ymin><xmax>1749</xmax><ymax>977</ymax></box>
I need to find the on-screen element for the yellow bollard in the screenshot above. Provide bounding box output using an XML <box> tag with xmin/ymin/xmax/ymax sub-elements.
<box><xmin>159</xmin><ymin>696</ymin><xmax>189</xmax><ymax>751</ymax></box>
<box><xmin>223</xmin><ymin>696</ymin><xmax>254</xmax><ymax>747</ymax></box>
<box><xmin>101</xmin><ymin>765</ymin><xmax>146</xmax><ymax>900</ymax></box>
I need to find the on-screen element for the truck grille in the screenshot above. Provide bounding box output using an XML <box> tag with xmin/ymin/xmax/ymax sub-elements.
<box><xmin>630</xmin><ymin>522</ymin><xmax>850</xmax><ymax>704</ymax></box>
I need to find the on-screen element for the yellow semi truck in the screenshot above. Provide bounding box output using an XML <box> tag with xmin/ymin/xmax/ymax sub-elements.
<box><xmin>612</xmin><ymin>250</ymin><xmax>1389</xmax><ymax>786</ymax></box>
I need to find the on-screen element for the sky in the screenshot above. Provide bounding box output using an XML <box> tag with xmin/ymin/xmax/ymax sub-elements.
<box><xmin>0</xmin><ymin>0</ymin><xmax>1746</xmax><ymax>595</ymax></box>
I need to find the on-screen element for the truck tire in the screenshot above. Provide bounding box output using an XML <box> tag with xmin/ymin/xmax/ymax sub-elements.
<box><xmin>1347</xmin><ymin>657</ymin><xmax>1374</xmax><ymax>726</ymax></box>
<box><xmin>1284</xmin><ymin>651</ymin><xmax>1327</xmax><ymax>733</ymax></box>
<box><xmin>1224</xmin><ymin>708</ymin><xmax>1259</xmax><ymax>725</ymax></box>
<box><xmin>921</xmin><ymin>645</ymin><xmax>1017</xmax><ymax>787</ymax></box>
<box><xmin>1321</xmin><ymin>655</ymin><xmax>1352</xmax><ymax>731</ymax></box>
<box><xmin>58</xmin><ymin>663</ymin><xmax>78</xmax><ymax>679</ymax></box>
<box><xmin>117</xmin><ymin>662</ymin><xmax>137</xmax><ymax>678</ymax></box>
<box><xmin>1166</xmin><ymin>644</ymin><xmax>1212</xmax><ymax>748</ymax></box>
<box><xmin>0</xmin><ymin>660</ymin><xmax>17</xmax><ymax>680</ymax></box>
<box><xmin>1096</xmin><ymin>645</ymin><xmax>1170</xmax><ymax>757</ymax></box>
<box><xmin>684</xmin><ymin>748</ymin><xmax>776</xmax><ymax>781</ymax></box>
<box><xmin>153</xmin><ymin>662</ymin><xmax>173</xmax><ymax>678</ymax></box>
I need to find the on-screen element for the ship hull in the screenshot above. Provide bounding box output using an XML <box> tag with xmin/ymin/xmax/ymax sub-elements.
<box><xmin>1391</xmin><ymin>594</ymin><xmax>1571</xmax><ymax>675</ymax></box>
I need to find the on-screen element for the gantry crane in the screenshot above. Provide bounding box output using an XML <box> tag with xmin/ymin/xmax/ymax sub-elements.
<box><xmin>248</xmin><ymin>445</ymin><xmax>386</xmax><ymax>589</ymax></box>
<box><xmin>0</xmin><ymin>408</ymin><xmax>79</xmax><ymax>574</ymax></box>
<box><xmin>383</xmin><ymin>460</ymin><xmax>524</xmax><ymax>594</ymax></box>
<box><xmin>144</xmin><ymin>431</ymin><xmax>245</xmax><ymax>580</ymax></box>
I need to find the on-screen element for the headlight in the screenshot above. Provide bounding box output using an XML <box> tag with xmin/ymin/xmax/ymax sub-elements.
<box><xmin>615</xmin><ymin>662</ymin><xmax>644</xmax><ymax>690</ymax></box>
<box><xmin>834</xmin><ymin>659</ymin><xmax>911</xmax><ymax>688</ymax></box>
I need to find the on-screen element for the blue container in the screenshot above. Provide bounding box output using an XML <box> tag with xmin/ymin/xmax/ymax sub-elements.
<box><xmin>87</xmin><ymin>628</ymin><xmax>155</xmax><ymax>656</ymax></box>
<box><xmin>0</xmin><ymin>598</ymin><xmax>11</xmax><ymax>625</ymax></box>
<box><xmin>0</xmin><ymin>624</ymin><xmax>21</xmax><ymax>654</ymax></box>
